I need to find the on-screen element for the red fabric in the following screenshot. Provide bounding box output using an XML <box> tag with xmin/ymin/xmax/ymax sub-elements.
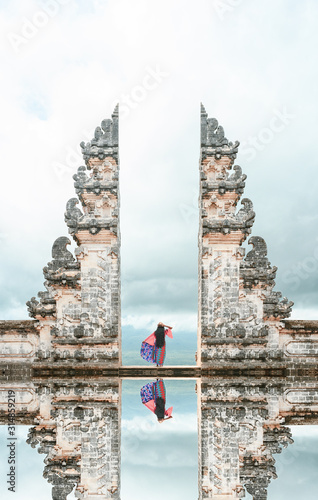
<box><xmin>165</xmin><ymin>407</ymin><xmax>173</xmax><ymax>417</ymax></box>
<box><xmin>144</xmin><ymin>400</ymin><xmax>156</xmax><ymax>412</ymax></box>
<box><xmin>144</xmin><ymin>332</ymin><xmax>156</xmax><ymax>346</ymax></box>
<box><xmin>165</xmin><ymin>328</ymin><xmax>173</xmax><ymax>339</ymax></box>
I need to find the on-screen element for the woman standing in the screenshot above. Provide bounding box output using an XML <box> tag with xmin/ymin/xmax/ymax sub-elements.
<box><xmin>140</xmin><ymin>322</ymin><xmax>173</xmax><ymax>367</ymax></box>
<box><xmin>140</xmin><ymin>379</ymin><xmax>173</xmax><ymax>423</ymax></box>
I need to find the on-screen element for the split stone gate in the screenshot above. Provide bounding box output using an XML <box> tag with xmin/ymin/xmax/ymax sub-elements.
<box><xmin>0</xmin><ymin>106</ymin><xmax>318</xmax><ymax>499</ymax></box>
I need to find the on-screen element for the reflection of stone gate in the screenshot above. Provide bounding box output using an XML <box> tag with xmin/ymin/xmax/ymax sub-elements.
<box><xmin>0</xmin><ymin>379</ymin><xmax>121</xmax><ymax>499</ymax></box>
<box><xmin>197</xmin><ymin>377</ymin><xmax>318</xmax><ymax>500</ymax></box>
<box><xmin>0</xmin><ymin>106</ymin><xmax>318</xmax><ymax>499</ymax></box>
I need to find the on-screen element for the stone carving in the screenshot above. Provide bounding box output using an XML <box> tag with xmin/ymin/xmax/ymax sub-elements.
<box><xmin>26</xmin><ymin>292</ymin><xmax>56</xmax><ymax>318</ymax></box>
<box><xmin>73</xmin><ymin>165</ymin><xmax>89</xmax><ymax>187</ymax></box>
<box><xmin>74</xmin><ymin>165</ymin><xmax>118</xmax><ymax>197</ymax></box>
<box><xmin>80</xmin><ymin>105</ymin><xmax>119</xmax><ymax>164</ymax></box>
<box><xmin>50</xmin><ymin>476</ymin><xmax>77</xmax><ymax>500</ymax></box>
<box><xmin>26</xmin><ymin>108</ymin><xmax>121</xmax><ymax>364</ymax></box>
<box><xmin>236</xmin><ymin>198</ymin><xmax>255</xmax><ymax>223</ymax></box>
<box><xmin>240</xmin><ymin>236</ymin><xmax>277</xmax><ymax>288</ymax></box>
<box><xmin>198</xmin><ymin>380</ymin><xmax>297</xmax><ymax>500</ymax></box>
<box><xmin>65</xmin><ymin>199</ymin><xmax>83</xmax><ymax>235</ymax></box>
<box><xmin>228</xmin><ymin>164</ymin><xmax>247</xmax><ymax>183</ymax></box>
<box><xmin>201</xmin><ymin>103</ymin><xmax>240</xmax><ymax>160</ymax></box>
<box><xmin>263</xmin><ymin>292</ymin><xmax>294</xmax><ymax>320</ymax></box>
<box><xmin>198</xmin><ymin>107</ymin><xmax>294</xmax><ymax>367</ymax></box>
<box><xmin>202</xmin><ymin>198</ymin><xmax>255</xmax><ymax>236</ymax></box>
<box><xmin>245</xmin><ymin>236</ymin><xmax>271</xmax><ymax>266</ymax></box>
<box><xmin>240</xmin><ymin>237</ymin><xmax>294</xmax><ymax>319</ymax></box>
<box><xmin>43</xmin><ymin>237</ymin><xmax>80</xmax><ymax>286</ymax></box>
<box><xmin>202</xmin><ymin>164</ymin><xmax>247</xmax><ymax>196</ymax></box>
<box><xmin>51</xmin><ymin>236</ymin><xmax>74</xmax><ymax>262</ymax></box>
<box><xmin>27</xmin><ymin>237</ymin><xmax>81</xmax><ymax>319</ymax></box>
<box><xmin>241</xmin><ymin>425</ymin><xmax>293</xmax><ymax>499</ymax></box>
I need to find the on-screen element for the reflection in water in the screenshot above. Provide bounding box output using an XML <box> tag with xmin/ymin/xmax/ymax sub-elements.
<box><xmin>22</xmin><ymin>380</ymin><xmax>120</xmax><ymax>499</ymax></box>
<box><xmin>198</xmin><ymin>379</ymin><xmax>295</xmax><ymax>499</ymax></box>
<box><xmin>140</xmin><ymin>379</ymin><xmax>173</xmax><ymax>422</ymax></box>
<box><xmin>121</xmin><ymin>379</ymin><xmax>198</xmax><ymax>500</ymax></box>
<box><xmin>1</xmin><ymin>376</ymin><xmax>318</xmax><ymax>498</ymax></box>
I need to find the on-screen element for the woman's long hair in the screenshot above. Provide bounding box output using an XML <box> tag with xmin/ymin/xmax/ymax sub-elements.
<box><xmin>155</xmin><ymin>325</ymin><xmax>165</xmax><ymax>348</ymax></box>
<box><xmin>154</xmin><ymin>397</ymin><xmax>165</xmax><ymax>420</ymax></box>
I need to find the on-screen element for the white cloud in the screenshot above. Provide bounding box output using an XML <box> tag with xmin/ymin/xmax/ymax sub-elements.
<box><xmin>290</xmin><ymin>308</ymin><xmax>318</xmax><ymax>320</ymax></box>
<box><xmin>290</xmin><ymin>425</ymin><xmax>318</xmax><ymax>438</ymax></box>
<box><xmin>122</xmin><ymin>312</ymin><xmax>197</xmax><ymax>332</ymax></box>
<box><xmin>122</xmin><ymin>412</ymin><xmax>197</xmax><ymax>437</ymax></box>
<box><xmin>121</xmin><ymin>413</ymin><xmax>198</xmax><ymax>467</ymax></box>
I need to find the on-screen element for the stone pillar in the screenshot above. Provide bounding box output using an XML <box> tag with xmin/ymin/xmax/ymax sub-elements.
<box><xmin>198</xmin><ymin>104</ymin><xmax>250</xmax><ymax>366</ymax></box>
<box><xmin>198</xmin><ymin>105</ymin><xmax>293</xmax><ymax>368</ymax></box>
<box><xmin>26</xmin><ymin>106</ymin><xmax>121</xmax><ymax>366</ymax></box>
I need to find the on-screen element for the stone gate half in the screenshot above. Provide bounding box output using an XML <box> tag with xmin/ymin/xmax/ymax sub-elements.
<box><xmin>1</xmin><ymin>106</ymin><xmax>121</xmax><ymax>367</ymax></box>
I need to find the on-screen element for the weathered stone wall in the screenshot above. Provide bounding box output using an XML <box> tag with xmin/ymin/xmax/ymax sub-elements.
<box><xmin>0</xmin><ymin>320</ymin><xmax>39</xmax><ymax>363</ymax></box>
<box><xmin>280</xmin><ymin>320</ymin><xmax>318</xmax><ymax>367</ymax></box>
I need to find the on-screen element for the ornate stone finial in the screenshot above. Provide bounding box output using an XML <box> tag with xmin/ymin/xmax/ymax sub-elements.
<box><xmin>65</xmin><ymin>199</ymin><xmax>83</xmax><ymax>235</ymax></box>
<box><xmin>80</xmin><ymin>105</ymin><xmax>119</xmax><ymax>164</ymax></box>
<box><xmin>236</xmin><ymin>198</ymin><xmax>255</xmax><ymax>230</ymax></box>
<box><xmin>26</xmin><ymin>236</ymin><xmax>80</xmax><ymax>318</ymax></box>
<box><xmin>202</xmin><ymin>197</ymin><xmax>255</xmax><ymax>237</ymax></box>
<box><xmin>245</xmin><ymin>236</ymin><xmax>269</xmax><ymax>267</ymax></box>
<box><xmin>201</xmin><ymin>103</ymin><xmax>240</xmax><ymax>159</ymax></box>
<box><xmin>42</xmin><ymin>236</ymin><xmax>80</xmax><ymax>287</ymax></box>
<box><xmin>240</xmin><ymin>236</ymin><xmax>294</xmax><ymax>318</ymax></box>
<box><xmin>51</xmin><ymin>236</ymin><xmax>74</xmax><ymax>261</ymax></box>
<box><xmin>228</xmin><ymin>165</ymin><xmax>247</xmax><ymax>183</ymax></box>
<box><xmin>240</xmin><ymin>236</ymin><xmax>278</xmax><ymax>289</ymax></box>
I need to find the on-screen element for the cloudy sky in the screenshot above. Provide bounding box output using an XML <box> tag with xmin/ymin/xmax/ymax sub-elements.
<box><xmin>0</xmin><ymin>0</ymin><xmax>318</xmax><ymax>498</ymax></box>
<box><xmin>1</xmin><ymin>0</ymin><xmax>318</xmax><ymax>331</ymax></box>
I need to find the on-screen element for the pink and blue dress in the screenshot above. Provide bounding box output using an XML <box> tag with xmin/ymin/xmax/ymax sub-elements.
<box><xmin>140</xmin><ymin>379</ymin><xmax>173</xmax><ymax>417</ymax></box>
<box><xmin>140</xmin><ymin>328</ymin><xmax>173</xmax><ymax>366</ymax></box>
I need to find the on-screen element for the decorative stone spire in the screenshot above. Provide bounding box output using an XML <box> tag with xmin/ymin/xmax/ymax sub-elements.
<box><xmin>198</xmin><ymin>105</ymin><xmax>293</xmax><ymax>368</ymax></box>
<box><xmin>80</xmin><ymin>105</ymin><xmax>119</xmax><ymax>164</ymax></box>
<box><xmin>200</xmin><ymin>103</ymin><xmax>240</xmax><ymax>160</ymax></box>
<box><xmin>26</xmin><ymin>107</ymin><xmax>121</xmax><ymax>365</ymax></box>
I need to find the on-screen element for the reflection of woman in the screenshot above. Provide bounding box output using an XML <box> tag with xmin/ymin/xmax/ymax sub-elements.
<box><xmin>140</xmin><ymin>379</ymin><xmax>173</xmax><ymax>423</ymax></box>
<box><xmin>140</xmin><ymin>322</ymin><xmax>173</xmax><ymax>367</ymax></box>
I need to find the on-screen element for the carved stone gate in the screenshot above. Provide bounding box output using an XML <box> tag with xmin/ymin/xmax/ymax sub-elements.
<box><xmin>0</xmin><ymin>106</ymin><xmax>317</xmax><ymax>499</ymax></box>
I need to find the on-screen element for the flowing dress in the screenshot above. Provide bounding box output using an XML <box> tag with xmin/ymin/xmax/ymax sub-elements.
<box><xmin>140</xmin><ymin>380</ymin><xmax>173</xmax><ymax>417</ymax></box>
<box><xmin>140</xmin><ymin>328</ymin><xmax>173</xmax><ymax>366</ymax></box>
